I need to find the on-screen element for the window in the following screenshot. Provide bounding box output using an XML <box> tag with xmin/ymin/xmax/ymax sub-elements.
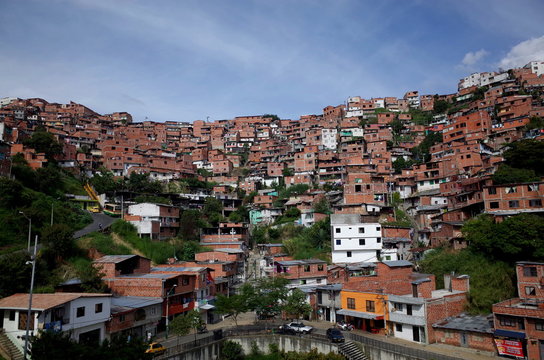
<box><xmin>530</xmin><ymin>199</ymin><xmax>542</xmax><ymax>207</ymax></box>
<box><xmin>406</xmin><ymin>304</ymin><xmax>413</xmax><ymax>316</ymax></box>
<box><xmin>506</xmin><ymin>186</ymin><xmax>517</xmax><ymax>194</ymax></box>
<box><xmin>490</xmin><ymin>202</ymin><xmax>499</xmax><ymax>209</ymax></box>
<box><xmin>347</xmin><ymin>298</ymin><xmax>355</xmax><ymax>309</ymax></box>
<box><xmin>316</xmin><ymin>279</ymin><xmax>322</xmax><ymax>284</ymax></box>
<box><xmin>347</xmin><ymin>251</ymin><xmax>352</xmax><ymax>258</ymax></box>
<box><xmin>525</xmin><ymin>286</ymin><xmax>536</xmax><ymax>296</ymax></box>
<box><xmin>509</xmin><ymin>200</ymin><xmax>519</xmax><ymax>208</ymax></box>
<box><xmin>95</xmin><ymin>303</ymin><xmax>103</xmax><ymax>313</ymax></box>
<box><xmin>359</xmin><ymin>239</ymin><xmax>365</xmax><ymax>246</ymax></box>
<box><xmin>335</xmin><ymin>228</ymin><xmax>341</xmax><ymax>234</ymax></box>
<box><xmin>524</xmin><ymin>266</ymin><xmax>537</xmax><ymax>277</ymax></box>
<box><xmin>528</xmin><ymin>184</ymin><xmax>539</xmax><ymax>192</ymax></box>
<box><xmin>376</xmin><ymin>227</ymin><xmax>381</xmax><ymax>231</ymax></box>
<box><xmin>536</xmin><ymin>321</ymin><xmax>544</xmax><ymax>331</ymax></box>
<box><xmin>304</xmin><ymin>265</ymin><xmax>310</xmax><ymax>272</ymax></box>
<box><xmin>355</xmin><ymin>185</ymin><xmax>362</xmax><ymax>192</ymax></box>
<box><xmin>359</xmin><ymin>227</ymin><xmax>365</xmax><ymax>234</ymax></box>
<box><xmin>300</xmin><ymin>280</ymin><xmax>306</xmax><ymax>285</ymax></box>
<box><xmin>182</xmin><ymin>276</ymin><xmax>189</xmax><ymax>286</ymax></box>
<box><xmin>119</xmin><ymin>314</ymin><xmax>126</xmax><ymax>322</ymax></box>
<box><xmin>366</xmin><ymin>300</ymin><xmax>375</xmax><ymax>312</ymax></box>
<box><xmin>76</xmin><ymin>307</ymin><xmax>85</xmax><ymax>318</ymax></box>
<box><xmin>498</xmin><ymin>316</ymin><xmax>516</xmax><ymax>327</ymax></box>
<box><xmin>377</xmin><ymin>237</ymin><xmax>381</xmax><ymax>243</ymax></box>
<box><xmin>318</xmin><ymin>264</ymin><xmax>324</xmax><ymax>271</ymax></box>
<box><xmin>9</xmin><ymin>310</ymin><xmax>15</xmax><ymax>321</ymax></box>
<box><xmin>396</xmin><ymin>323</ymin><xmax>403</xmax><ymax>332</ymax></box>
<box><xmin>336</xmin><ymin>239</ymin><xmax>341</xmax><ymax>246</ymax></box>
<box><xmin>393</xmin><ymin>303</ymin><xmax>403</xmax><ymax>312</ymax></box>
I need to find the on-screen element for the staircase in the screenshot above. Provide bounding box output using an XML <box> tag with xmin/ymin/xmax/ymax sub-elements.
<box><xmin>0</xmin><ymin>330</ymin><xmax>24</xmax><ymax>360</ymax></box>
<box><xmin>338</xmin><ymin>341</ymin><xmax>368</xmax><ymax>360</ymax></box>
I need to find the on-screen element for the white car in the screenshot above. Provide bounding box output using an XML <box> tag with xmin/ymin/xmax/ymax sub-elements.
<box><xmin>285</xmin><ymin>322</ymin><xmax>313</xmax><ymax>334</ymax></box>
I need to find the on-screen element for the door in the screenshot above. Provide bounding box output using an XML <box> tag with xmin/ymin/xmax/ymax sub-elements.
<box><xmin>539</xmin><ymin>340</ymin><xmax>544</xmax><ymax>360</ymax></box>
<box><xmin>325</xmin><ymin>308</ymin><xmax>330</xmax><ymax>322</ymax></box>
<box><xmin>412</xmin><ymin>326</ymin><xmax>420</xmax><ymax>342</ymax></box>
<box><xmin>460</xmin><ymin>332</ymin><xmax>468</xmax><ymax>347</ymax></box>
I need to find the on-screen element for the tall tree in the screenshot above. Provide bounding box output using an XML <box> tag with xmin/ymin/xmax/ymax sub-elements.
<box><xmin>283</xmin><ymin>288</ymin><xmax>313</xmax><ymax>320</ymax></box>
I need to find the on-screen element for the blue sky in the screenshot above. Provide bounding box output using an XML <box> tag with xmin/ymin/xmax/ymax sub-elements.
<box><xmin>0</xmin><ymin>0</ymin><xmax>543</xmax><ymax>122</ymax></box>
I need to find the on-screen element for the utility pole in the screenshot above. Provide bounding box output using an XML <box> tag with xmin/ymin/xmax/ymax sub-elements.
<box><xmin>19</xmin><ymin>211</ymin><xmax>31</xmax><ymax>252</ymax></box>
<box><xmin>23</xmin><ymin>235</ymin><xmax>38</xmax><ymax>360</ymax></box>
<box><xmin>165</xmin><ymin>284</ymin><xmax>177</xmax><ymax>339</ymax></box>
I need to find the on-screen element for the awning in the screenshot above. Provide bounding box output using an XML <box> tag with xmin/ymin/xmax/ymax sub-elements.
<box><xmin>337</xmin><ymin>309</ymin><xmax>383</xmax><ymax>320</ymax></box>
<box><xmin>200</xmin><ymin>304</ymin><xmax>215</xmax><ymax>310</ymax></box>
<box><xmin>494</xmin><ymin>329</ymin><xmax>526</xmax><ymax>339</ymax></box>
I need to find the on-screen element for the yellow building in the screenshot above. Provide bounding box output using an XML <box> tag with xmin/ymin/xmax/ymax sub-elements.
<box><xmin>338</xmin><ymin>290</ymin><xmax>390</xmax><ymax>334</ymax></box>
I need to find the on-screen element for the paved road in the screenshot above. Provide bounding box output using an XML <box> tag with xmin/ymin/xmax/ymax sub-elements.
<box><xmin>73</xmin><ymin>212</ymin><xmax>116</xmax><ymax>238</ymax></box>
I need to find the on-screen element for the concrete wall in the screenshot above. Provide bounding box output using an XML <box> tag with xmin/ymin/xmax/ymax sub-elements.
<box><xmin>231</xmin><ymin>335</ymin><xmax>338</xmax><ymax>355</ymax></box>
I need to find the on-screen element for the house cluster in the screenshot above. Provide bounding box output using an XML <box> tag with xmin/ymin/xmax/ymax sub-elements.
<box><xmin>0</xmin><ymin>254</ymin><xmax>223</xmax><ymax>353</ymax></box>
<box><xmin>0</xmin><ymin>60</ymin><xmax>543</xmax><ymax>358</ymax></box>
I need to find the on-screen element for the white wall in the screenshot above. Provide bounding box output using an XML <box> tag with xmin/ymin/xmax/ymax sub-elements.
<box><xmin>128</xmin><ymin>203</ymin><xmax>160</xmax><ymax>217</ymax></box>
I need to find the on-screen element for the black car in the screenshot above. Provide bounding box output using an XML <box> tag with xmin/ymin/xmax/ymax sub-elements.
<box><xmin>326</xmin><ymin>328</ymin><xmax>345</xmax><ymax>343</ymax></box>
<box><xmin>277</xmin><ymin>324</ymin><xmax>297</xmax><ymax>335</ymax></box>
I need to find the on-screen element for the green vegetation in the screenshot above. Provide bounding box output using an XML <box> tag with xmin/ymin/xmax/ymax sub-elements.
<box><xmin>464</xmin><ymin>214</ymin><xmax>544</xmax><ymax>263</ymax></box>
<box><xmin>408</xmin><ymin>108</ymin><xmax>433</xmax><ymax>125</ymax></box>
<box><xmin>22</xmin><ymin>127</ymin><xmax>63</xmax><ymax>162</ymax></box>
<box><xmin>492</xmin><ymin>164</ymin><xmax>539</xmax><ymax>184</ymax></box>
<box><xmin>31</xmin><ymin>331</ymin><xmax>151</xmax><ymax>360</ymax></box>
<box><xmin>422</xmin><ymin>213</ymin><xmax>544</xmax><ymax>313</ymax></box>
<box><xmin>274</xmin><ymin>207</ymin><xmax>301</xmax><ymax>225</ymax></box>
<box><xmin>524</xmin><ymin>115</ymin><xmax>544</xmax><ymax>131</ymax></box>
<box><xmin>110</xmin><ymin>220</ymin><xmax>175</xmax><ymax>264</ymax></box>
<box><xmin>169</xmin><ymin>309</ymin><xmax>205</xmax><ymax>344</ymax></box>
<box><xmin>282</xmin><ymin>218</ymin><xmax>331</xmax><ymax>260</ymax></box>
<box><xmin>283</xmin><ymin>288</ymin><xmax>313</xmax><ymax>319</ymax></box>
<box><xmin>392</xmin><ymin>157</ymin><xmax>414</xmax><ymax>173</ymax></box>
<box><xmin>411</xmin><ymin>131</ymin><xmax>443</xmax><ymax>163</ymax></box>
<box><xmin>420</xmin><ymin>248</ymin><xmax>515</xmax><ymax>314</ymax></box>
<box><xmin>312</xmin><ymin>197</ymin><xmax>331</xmax><ymax>214</ymax></box>
<box><xmin>433</xmin><ymin>99</ymin><xmax>450</xmax><ymax>114</ymax></box>
<box><xmin>215</xmin><ymin>283</ymin><xmax>255</xmax><ymax>326</ymax></box>
<box><xmin>78</xmin><ymin>231</ymin><xmax>131</xmax><ymax>255</ymax></box>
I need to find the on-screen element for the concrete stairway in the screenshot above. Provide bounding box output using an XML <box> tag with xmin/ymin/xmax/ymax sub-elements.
<box><xmin>0</xmin><ymin>330</ymin><xmax>24</xmax><ymax>360</ymax></box>
<box><xmin>338</xmin><ymin>340</ymin><xmax>368</xmax><ymax>360</ymax></box>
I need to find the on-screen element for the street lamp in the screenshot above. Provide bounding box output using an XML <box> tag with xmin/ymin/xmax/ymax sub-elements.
<box><xmin>23</xmin><ymin>235</ymin><xmax>38</xmax><ymax>360</ymax></box>
<box><xmin>50</xmin><ymin>197</ymin><xmax>61</xmax><ymax>226</ymax></box>
<box><xmin>165</xmin><ymin>284</ymin><xmax>177</xmax><ymax>339</ymax></box>
<box><xmin>19</xmin><ymin>211</ymin><xmax>31</xmax><ymax>252</ymax></box>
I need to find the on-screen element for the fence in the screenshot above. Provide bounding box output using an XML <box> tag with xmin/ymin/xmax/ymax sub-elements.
<box><xmin>348</xmin><ymin>333</ymin><xmax>466</xmax><ymax>360</ymax></box>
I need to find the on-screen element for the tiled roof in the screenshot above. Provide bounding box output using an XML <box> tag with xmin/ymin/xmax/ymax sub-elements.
<box><xmin>0</xmin><ymin>293</ymin><xmax>111</xmax><ymax>311</ymax></box>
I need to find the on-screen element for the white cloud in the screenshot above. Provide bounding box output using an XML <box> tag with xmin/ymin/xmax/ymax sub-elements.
<box><xmin>462</xmin><ymin>49</ymin><xmax>488</xmax><ymax>66</ymax></box>
<box><xmin>499</xmin><ymin>35</ymin><xmax>544</xmax><ymax>69</ymax></box>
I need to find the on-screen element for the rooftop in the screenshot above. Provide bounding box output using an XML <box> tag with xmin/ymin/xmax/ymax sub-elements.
<box><xmin>433</xmin><ymin>313</ymin><xmax>494</xmax><ymax>334</ymax></box>
<box><xmin>0</xmin><ymin>293</ymin><xmax>111</xmax><ymax>311</ymax></box>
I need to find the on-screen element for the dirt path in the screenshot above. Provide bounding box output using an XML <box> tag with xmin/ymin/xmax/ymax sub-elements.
<box><xmin>111</xmin><ymin>233</ymin><xmax>146</xmax><ymax>258</ymax></box>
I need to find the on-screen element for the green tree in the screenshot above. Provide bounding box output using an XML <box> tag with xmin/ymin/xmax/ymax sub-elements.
<box><xmin>0</xmin><ymin>252</ymin><xmax>33</xmax><ymax>297</ymax></box>
<box><xmin>90</xmin><ymin>168</ymin><xmax>121</xmax><ymax>194</ymax></box>
<box><xmin>220</xmin><ymin>340</ymin><xmax>244</xmax><ymax>360</ymax></box>
<box><xmin>502</xmin><ymin>139</ymin><xmax>544</xmax><ymax>176</ymax></box>
<box><xmin>215</xmin><ymin>284</ymin><xmax>254</xmax><ymax>326</ymax></box>
<box><xmin>492</xmin><ymin>164</ymin><xmax>539</xmax><ymax>184</ymax></box>
<box><xmin>178</xmin><ymin>210</ymin><xmax>205</xmax><ymax>241</ymax></box>
<box><xmin>433</xmin><ymin>99</ymin><xmax>449</xmax><ymax>114</ymax></box>
<box><xmin>312</xmin><ymin>197</ymin><xmax>330</xmax><ymax>214</ymax></box>
<box><xmin>23</xmin><ymin>128</ymin><xmax>63</xmax><ymax>162</ymax></box>
<box><xmin>464</xmin><ymin>214</ymin><xmax>544</xmax><ymax>263</ymax></box>
<box><xmin>0</xmin><ymin>177</ymin><xmax>24</xmax><ymax>208</ymax></box>
<box><xmin>283</xmin><ymin>288</ymin><xmax>312</xmax><ymax>320</ymax></box>
<box><xmin>30</xmin><ymin>331</ymin><xmax>151</xmax><ymax>360</ymax></box>
<box><xmin>41</xmin><ymin>224</ymin><xmax>76</xmax><ymax>265</ymax></box>
<box><xmin>169</xmin><ymin>310</ymin><xmax>205</xmax><ymax>344</ymax></box>
<box><xmin>126</xmin><ymin>172</ymin><xmax>163</xmax><ymax>194</ymax></box>
<box><xmin>35</xmin><ymin>165</ymin><xmax>63</xmax><ymax>195</ymax></box>
<box><xmin>253</xmin><ymin>277</ymin><xmax>290</xmax><ymax>319</ymax></box>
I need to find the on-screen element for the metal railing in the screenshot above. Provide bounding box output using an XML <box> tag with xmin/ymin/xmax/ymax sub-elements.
<box><xmin>348</xmin><ymin>333</ymin><xmax>466</xmax><ymax>360</ymax></box>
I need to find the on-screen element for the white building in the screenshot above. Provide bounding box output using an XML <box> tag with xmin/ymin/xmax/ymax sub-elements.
<box><xmin>330</xmin><ymin>214</ymin><xmax>394</xmax><ymax>263</ymax></box>
<box><xmin>525</xmin><ymin>60</ymin><xmax>544</xmax><ymax>76</ymax></box>
<box><xmin>0</xmin><ymin>97</ymin><xmax>17</xmax><ymax>108</ymax></box>
<box><xmin>0</xmin><ymin>293</ymin><xmax>112</xmax><ymax>353</ymax></box>
<box><xmin>321</xmin><ymin>128</ymin><xmax>338</xmax><ymax>150</ymax></box>
<box><xmin>126</xmin><ymin>202</ymin><xmax>179</xmax><ymax>240</ymax></box>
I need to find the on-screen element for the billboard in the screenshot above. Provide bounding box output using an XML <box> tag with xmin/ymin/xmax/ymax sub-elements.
<box><xmin>494</xmin><ymin>339</ymin><xmax>524</xmax><ymax>358</ymax></box>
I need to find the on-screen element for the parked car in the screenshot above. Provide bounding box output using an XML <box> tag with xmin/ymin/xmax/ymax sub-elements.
<box><xmin>277</xmin><ymin>324</ymin><xmax>297</xmax><ymax>335</ymax></box>
<box><xmin>326</xmin><ymin>328</ymin><xmax>345</xmax><ymax>343</ymax></box>
<box><xmin>145</xmin><ymin>342</ymin><xmax>166</xmax><ymax>355</ymax></box>
<box><xmin>285</xmin><ymin>322</ymin><xmax>313</xmax><ymax>334</ymax></box>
